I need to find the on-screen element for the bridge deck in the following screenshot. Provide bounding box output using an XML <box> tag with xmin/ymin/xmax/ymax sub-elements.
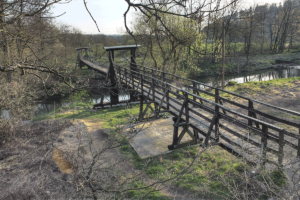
<box><xmin>80</xmin><ymin>58</ymin><xmax>108</xmax><ymax>75</ymax></box>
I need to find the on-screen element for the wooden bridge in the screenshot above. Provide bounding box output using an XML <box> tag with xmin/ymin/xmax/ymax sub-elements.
<box><xmin>76</xmin><ymin>45</ymin><xmax>300</xmax><ymax>167</ymax></box>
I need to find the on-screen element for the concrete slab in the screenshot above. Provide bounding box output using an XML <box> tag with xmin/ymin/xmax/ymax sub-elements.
<box><xmin>129</xmin><ymin>117</ymin><xmax>195</xmax><ymax>158</ymax></box>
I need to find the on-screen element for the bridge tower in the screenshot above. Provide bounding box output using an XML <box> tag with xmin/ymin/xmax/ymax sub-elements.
<box><xmin>75</xmin><ymin>47</ymin><xmax>90</xmax><ymax>69</ymax></box>
<box><xmin>103</xmin><ymin>45</ymin><xmax>141</xmax><ymax>105</ymax></box>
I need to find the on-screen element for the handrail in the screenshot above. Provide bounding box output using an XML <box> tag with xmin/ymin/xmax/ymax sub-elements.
<box><xmin>122</xmin><ymin>58</ymin><xmax>300</xmax><ymax>117</ymax></box>
<box><xmin>115</xmin><ymin>64</ymin><xmax>284</xmax><ymax>131</ymax></box>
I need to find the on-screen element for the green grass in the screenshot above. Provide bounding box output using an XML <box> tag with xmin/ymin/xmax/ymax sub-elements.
<box><xmin>33</xmin><ymin>102</ymin><xmax>141</xmax><ymax>129</ymax></box>
<box><xmin>222</xmin><ymin>76</ymin><xmax>300</xmax><ymax>97</ymax></box>
<box><xmin>124</xmin><ymin>179</ymin><xmax>171</xmax><ymax>200</ymax></box>
<box><xmin>120</xmin><ymin>144</ymin><xmax>248</xmax><ymax>199</ymax></box>
<box><xmin>256</xmin><ymin>169</ymin><xmax>287</xmax><ymax>199</ymax></box>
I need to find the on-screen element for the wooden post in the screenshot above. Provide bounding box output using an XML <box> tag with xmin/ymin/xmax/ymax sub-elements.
<box><xmin>130</xmin><ymin>71</ymin><xmax>135</xmax><ymax>102</ymax></box>
<box><xmin>215</xmin><ymin>89</ymin><xmax>220</xmax><ymax>142</ymax></box>
<box><xmin>166</xmin><ymin>89</ymin><xmax>170</xmax><ymax>110</ymax></box>
<box><xmin>222</xmin><ymin>21</ymin><xmax>225</xmax><ymax>89</ymax></box>
<box><xmin>278</xmin><ymin>130</ymin><xmax>284</xmax><ymax>167</ymax></box>
<box><xmin>193</xmin><ymin>128</ymin><xmax>199</xmax><ymax>140</ymax></box>
<box><xmin>248</xmin><ymin>100</ymin><xmax>253</xmax><ymax>127</ymax></box>
<box><xmin>108</xmin><ymin>51</ymin><xmax>118</xmax><ymax>106</ymax></box>
<box><xmin>185</xmin><ymin>92</ymin><xmax>189</xmax><ymax>124</ymax></box>
<box><xmin>172</xmin><ymin>117</ymin><xmax>179</xmax><ymax>147</ymax></box>
<box><xmin>162</xmin><ymin>72</ymin><xmax>166</xmax><ymax>93</ymax></box>
<box><xmin>152</xmin><ymin>77</ymin><xmax>155</xmax><ymax>102</ymax></box>
<box><xmin>261</xmin><ymin>125</ymin><xmax>268</xmax><ymax>167</ymax></box>
<box><xmin>130</xmin><ymin>48</ymin><xmax>136</xmax><ymax>72</ymax></box>
<box><xmin>139</xmin><ymin>75</ymin><xmax>144</xmax><ymax>120</ymax></box>
<box><xmin>193</xmin><ymin>82</ymin><xmax>196</xmax><ymax>103</ymax></box>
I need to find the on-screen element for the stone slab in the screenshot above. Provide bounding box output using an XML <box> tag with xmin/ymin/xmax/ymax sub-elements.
<box><xmin>129</xmin><ymin>117</ymin><xmax>195</xmax><ymax>158</ymax></box>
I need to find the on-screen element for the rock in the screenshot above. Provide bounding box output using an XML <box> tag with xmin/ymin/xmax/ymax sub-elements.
<box><xmin>57</xmin><ymin>138</ymin><xmax>64</xmax><ymax>143</ymax></box>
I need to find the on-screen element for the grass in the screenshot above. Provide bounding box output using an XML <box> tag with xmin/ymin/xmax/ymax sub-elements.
<box><xmin>219</xmin><ymin>76</ymin><xmax>300</xmax><ymax>98</ymax></box>
<box><xmin>168</xmin><ymin>75</ymin><xmax>300</xmax><ymax>103</ymax></box>
<box><xmin>33</xmin><ymin>102</ymin><xmax>141</xmax><ymax>129</ymax></box>
<box><xmin>120</xmin><ymin>143</ymin><xmax>248</xmax><ymax>199</ymax></box>
<box><xmin>124</xmin><ymin>180</ymin><xmax>171</xmax><ymax>200</ymax></box>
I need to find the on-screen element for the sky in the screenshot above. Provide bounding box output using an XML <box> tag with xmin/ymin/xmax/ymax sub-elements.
<box><xmin>52</xmin><ymin>0</ymin><xmax>283</xmax><ymax>35</ymax></box>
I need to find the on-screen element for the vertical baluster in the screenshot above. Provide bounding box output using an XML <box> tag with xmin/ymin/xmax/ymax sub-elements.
<box><xmin>215</xmin><ymin>89</ymin><xmax>220</xmax><ymax>142</ymax></box>
<box><xmin>278</xmin><ymin>130</ymin><xmax>285</xmax><ymax>167</ymax></box>
<box><xmin>130</xmin><ymin>69</ymin><xmax>135</xmax><ymax>102</ymax></box>
<box><xmin>185</xmin><ymin>92</ymin><xmax>189</xmax><ymax>124</ymax></box>
<box><xmin>139</xmin><ymin>74</ymin><xmax>144</xmax><ymax>120</ymax></box>
<box><xmin>171</xmin><ymin>117</ymin><xmax>179</xmax><ymax>148</ymax></box>
<box><xmin>166</xmin><ymin>89</ymin><xmax>170</xmax><ymax>110</ymax></box>
<box><xmin>152</xmin><ymin>77</ymin><xmax>155</xmax><ymax>103</ymax></box>
<box><xmin>163</xmin><ymin>72</ymin><xmax>166</xmax><ymax>94</ymax></box>
<box><xmin>261</xmin><ymin>125</ymin><xmax>268</xmax><ymax>167</ymax></box>
<box><xmin>248</xmin><ymin>100</ymin><xmax>253</xmax><ymax>127</ymax></box>
<box><xmin>193</xmin><ymin>82</ymin><xmax>196</xmax><ymax>104</ymax></box>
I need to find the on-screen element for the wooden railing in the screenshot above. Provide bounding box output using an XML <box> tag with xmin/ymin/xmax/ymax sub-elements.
<box><xmin>80</xmin><ymin>51</ymin><xmax>300</xmax><ymax>166</ymax></box>
<box><xmin>114</xmin><ymin>60</ymin><xmax>300</xmax><ymax>165</ymax></box>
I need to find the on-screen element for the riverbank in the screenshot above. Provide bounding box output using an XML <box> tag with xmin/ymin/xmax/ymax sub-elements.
<box><xmin>189</xmin><ymin>51</ymin><xmax>300</xmax><ymax>78</ymax></box>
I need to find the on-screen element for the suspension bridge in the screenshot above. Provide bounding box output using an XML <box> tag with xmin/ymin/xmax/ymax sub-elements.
<box><xmin>76</xmin><ymin>45</ymin><xmax>300</xmax><ymax>166</ymax></box>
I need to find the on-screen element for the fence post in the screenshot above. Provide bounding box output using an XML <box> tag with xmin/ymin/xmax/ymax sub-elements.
<box><xmin>139</xmin><ymin>74</ymin><xmax>144</xmax><ymax>120</ymax></box>
<box><xmin>248</xmin><ymin>100</ymin><xmax>253</xmax><ymax>127</ymax></box>
<box><xmin>185</xmin><ymin>92</ymin><xmax>189</xmax><ymax>124</ymax></box>
<box><xmin>261</xmin><ymin>125</ymin><xmax>268</xmax><ymax>167</ymax></box>
<box><xmin>166</xmin><ymin>89</ymin><xmax>170</xmax><ymax>110</ymax></box>
<box><xmin>108</xmin><ymin>51</ymin><xmax>118</xmax><ymax>107</ymax></box>
<box><xmin>278</xmin><ymin>130</ymin><xmax>284</xmax><ymax>167</ymax></box>
<box><xmin>215</xmin><ymin>89</ymin><xmax>220</xmax><ymax>142</ymax></box>
<box><xmin>193</xmin><ymin>82</ymin><xmax>196</xmax><ymax>102</ymax></box>
<box><xmin>163</xmin><ymin>72</ymin><xmax>166</xmax><ymax>94</ymax></box>
<box><xmin>152</xmin><ymin>77</ymin><xmax>155</xmax><ymax>103</ymax></box>
<box><xmin>130</xmin><ymin>70</ymin><xmax>135</xmax><ymax>102</ymax></box>
<box><xmin>172</xmin><ymin>117</ymin><xmax>179</xmax><ymax>147</ymax></box>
